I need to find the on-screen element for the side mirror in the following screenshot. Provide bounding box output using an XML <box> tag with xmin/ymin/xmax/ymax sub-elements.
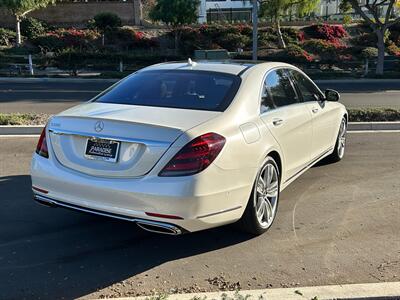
<box><xmin>325</xmin><ymin>89</ymin><xmax>340</xmax><ymax>102</ymax></box>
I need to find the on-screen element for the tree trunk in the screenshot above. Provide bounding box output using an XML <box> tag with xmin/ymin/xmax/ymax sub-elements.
<box><xmin>16</xmin><ymin>15</ymin><xmax>22</xmax><ymax>47</ymax></box>
<box><xmin>375</xmin><ymin>28</ymin><xmax>386</xmax><ymax>75</ymax></box>
<box><xmin>275</xmin><ymin>18</ymin><xmax>286</xmax><ymax>49</ymax></box>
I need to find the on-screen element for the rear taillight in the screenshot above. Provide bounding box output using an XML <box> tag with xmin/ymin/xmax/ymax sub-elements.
<box><xmin>36</xmin><ymin>126</ymin><xmax>49</xmax><ymax>158</ymax></box>
<box><xmin>159</xmin><ymin>132</ymin><xmax>226</xmax><ymax>177</ymax></box>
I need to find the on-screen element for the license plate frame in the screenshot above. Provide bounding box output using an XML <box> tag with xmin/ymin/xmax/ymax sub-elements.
<box><xmin>84</xmin><ymin>138</ymin><xmax>121</xmax><ymax>163</ymax></box>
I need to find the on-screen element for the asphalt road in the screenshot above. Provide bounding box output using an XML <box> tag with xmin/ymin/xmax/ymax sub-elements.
<box><xmin>0</xmin><ymin>132</ymin><xmax>399</xmax><ymax>299</ymax></box>
<box><xmin>0</xmin><ymin>79</ymin><xmax>399</xmax><ymax>114</ymax></box>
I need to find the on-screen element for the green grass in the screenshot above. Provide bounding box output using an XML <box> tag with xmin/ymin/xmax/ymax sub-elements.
<box><xmin>0</xmin><ymin>113</ymin><xmax>50</xmax><ymax>125</ymax></box>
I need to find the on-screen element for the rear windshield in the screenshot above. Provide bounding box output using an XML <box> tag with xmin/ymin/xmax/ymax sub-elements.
<box><xmin>93</xmin><ymin>70</ymin><xmax>241</xmax><ymax>111</ymax></box>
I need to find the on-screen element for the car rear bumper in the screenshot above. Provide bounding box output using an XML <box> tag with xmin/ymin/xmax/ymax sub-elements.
<box><xmin>31</xmin><ymin>153</ymin><xmax>255</xmax><ymax>233</ymax></box>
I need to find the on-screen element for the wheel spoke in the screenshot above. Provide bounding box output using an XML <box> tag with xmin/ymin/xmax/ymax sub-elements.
<box><xmin>264</xmin><ymin>197</ymin><xmax>273</xmax><ymax>221</ymax></box>
<box><xmin>257</xmin><ymin>199</ymin><xmax>265</xmax><ymax>219</ymax></box>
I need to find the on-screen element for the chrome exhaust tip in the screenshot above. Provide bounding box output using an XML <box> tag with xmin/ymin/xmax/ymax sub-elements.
<box><xmin>136</xmin><ymin>220</ymin><xmax>182</xmax><ymax>235</ymax></box>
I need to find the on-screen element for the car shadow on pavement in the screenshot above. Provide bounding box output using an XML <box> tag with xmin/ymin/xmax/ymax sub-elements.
<box><xmin>0</xmin><ymin>175</ymin><xmax>254</xmax><ymax>300</ymax></box>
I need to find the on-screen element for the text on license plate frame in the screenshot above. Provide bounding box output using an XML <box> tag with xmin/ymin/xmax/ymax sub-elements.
<box><xmin>84</xmin><ymin>138</ymin><xmax>121</xmax><ymax>163</ymax></box>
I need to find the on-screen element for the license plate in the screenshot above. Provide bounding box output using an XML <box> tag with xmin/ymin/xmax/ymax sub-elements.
<box><xmin>85</xmin><ymin>138</ymin><xmax>121</xmax><ymax>163</ymax></box>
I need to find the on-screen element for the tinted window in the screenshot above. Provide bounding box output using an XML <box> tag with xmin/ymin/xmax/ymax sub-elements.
<box><xmin>263</xmin><ymin>69</ymin><xmax>299</xmax><ymax>109</ymax></box>
<box><xmin>289</xmin><ymin>70</ymin><xmax>323</xmax><ymax>102</ymax></box>
<box><xmin>94</xmin><ymin>70</ymin><xmax>241</xmax><ymax>111</ymax></box>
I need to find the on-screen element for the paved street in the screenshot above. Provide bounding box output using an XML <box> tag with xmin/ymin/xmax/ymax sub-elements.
<box><xmin>0</xmin><ymin>78</ymin><xmax>399</xmax><ymax>114</ymax></box>
<box><xmin>0</xmin><ymin>132</ymin><xmax>399</xmax><ymax>299</ymax></box>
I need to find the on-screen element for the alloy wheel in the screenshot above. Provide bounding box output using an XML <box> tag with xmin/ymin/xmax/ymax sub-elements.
<box><xmin>337</xmin><ymin>119</ymin><xmax>347</xmax><ymax>158</ymax></box>
<box><xmin>254</xmin><ymin>162</ymin><xmax>279</xmax><ymax>228</ymax></box>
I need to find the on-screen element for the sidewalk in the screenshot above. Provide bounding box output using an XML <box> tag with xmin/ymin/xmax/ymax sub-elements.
<box><xmin>116</xmin><ymin>282</ymin><xmax>400</xmax><ymax>300</ymax></box>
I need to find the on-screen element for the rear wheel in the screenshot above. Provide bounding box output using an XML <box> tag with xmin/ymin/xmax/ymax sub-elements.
<box><xmin>327</xmin><ymin>117</ymin><xmax>347</xmax><ymax>162</ymax></box>
<box><xmin>239</xmin><ymin>157</ymin><xmax>280</xmax><ymax>235</ymax></box>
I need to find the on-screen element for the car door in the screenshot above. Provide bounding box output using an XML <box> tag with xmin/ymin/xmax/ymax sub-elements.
<box><xmin>288</xmin><ymin>69</ymin><xmax>338</xmax><ymax>160</ymax></box>
<box><xmin>259</xmin><ymin>68</ymin><xmax>313</xmax><ymax>181</ymax></box>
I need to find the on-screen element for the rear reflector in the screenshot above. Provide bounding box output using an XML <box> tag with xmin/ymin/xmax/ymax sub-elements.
<box><xmin>32</xmin><ymin>186</ymin><xmax>49</xmax><ymax>194</ymax></box>
<box><xmin>159</xmin><ymin>132</ymin><xmax>226</xmax><ymax>177</ymax></box>
<box><xmin>35</xmin><ymin>126</ymin><xmax>49</xmax><ymax>158</ymax></box>
<box><xmin>145</xmin><ymin>212</ymin><xmax>184</xmax><ymax>220</ymax></box>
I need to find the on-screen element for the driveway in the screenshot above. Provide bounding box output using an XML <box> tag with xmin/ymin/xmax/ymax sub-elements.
<box><xmin>0</xmin><ymin>132</ymin><xmax>399</xmax><ymax>299</ymax></box>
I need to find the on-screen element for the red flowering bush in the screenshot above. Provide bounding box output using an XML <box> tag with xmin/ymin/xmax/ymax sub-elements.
<box><xmin>304</xmin><ymin>24</ymin><xmax>347</xmax><ymax>41</ymax></box>
<box><xmin>297</xmin><ymin>31</ymin><xmax>305</xmax><ymax>42</ymax></box>
<box><xmin>33</xmin><ymin>28</ymin><xmax>99</xmax><ymax>51</ymax></box>
<box><xmin>286</xmin><ymin>44</ymin><xmax>314</xmax><ymax>62</ymax></box>
<box><xmin>107</xmin><ymin>27</ymin><xmax>158</xmax><ymax>49</ymax></box>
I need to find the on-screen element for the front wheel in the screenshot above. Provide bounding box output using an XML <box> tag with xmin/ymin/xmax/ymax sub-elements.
<box><xmin>239</xmin><ymin>157</ymin><xmax>280</xmax><ymax>235</ymax></box>
<box><xmin>327</xmin><ymin>117</ymin><xmax>347</xmax><ymax>163</ymax></box>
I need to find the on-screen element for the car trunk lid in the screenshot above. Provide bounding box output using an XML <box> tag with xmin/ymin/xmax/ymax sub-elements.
<box><xmin>48</xmin><ymin>103</ymin><xmax>220</xmax><ymax>178</ymax></box>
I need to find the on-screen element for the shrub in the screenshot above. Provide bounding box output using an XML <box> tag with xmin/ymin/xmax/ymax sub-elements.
<box><xmin>107</xmin><ymin>27</ymin><xmax>158</xmax><ymax>49</ymax></box>
<box><xmin>0</xmin><ymin>28</ymin><xmax>16</xmax><ymax>46</ymax></box>
<box><xmin>53</xmin><ymin>48</ymin><xmax>88</xmax><ymax>75</ymax></box>
<box><xmin>92</xmin><ymin>12</ymin><xmax>122</xmax><ymax>32</ymax></box>
<box><xmin>387</xmin><ymin>42</ymin><xmax>400</xmax><ymax>57</ymax></box>
<box><xmin>218</xmin><ymin>32</ymin><xmax>251</xmax><ymax>51</ymax></box>
<box><xmin>360</xmin><ymin>47</ymin><xmax>378</xmax><ymax>58</ymax></box>
<box><xmin>285</xmin><ymin>44</ymin><xmax>314</xmax><ymax>62</ymax></box>
<box><xmin>303</xmin><ymin>39</ymin><xmax>346</xmax><ymax>60</ymax></box>
<box><xmin>21</xmin><ymin>17</ymin><xmax>48</xmax><ymax>40</ymax></box>
<box><xmin>33</xmin><ymin>28</ymin><xmax>99</xmax><ymax>51</ymax></box>
<box><xmin>304</xmin><ymin>24</ymin><xmax>347</xmax><ymax>41</ymax></box>
<box><xmin>352</xmin><ymin>32</ymin><xmax>376</xmax><ymax>47</ymax></box>
<box><xmin>348</xmin><ymin>108</ymin><xmax>400</xmax><ymax>122</ymax></box>
<box><xmin>388</xmin><ymin>23</ymin><xmax>400</xmax><ymax>46</ymax></box>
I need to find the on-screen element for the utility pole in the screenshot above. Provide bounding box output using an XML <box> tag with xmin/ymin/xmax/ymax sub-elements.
<box><xmin>252</xmin><ymin>0</ymin><xmax>258</xmax><ymax>61</ymax></box>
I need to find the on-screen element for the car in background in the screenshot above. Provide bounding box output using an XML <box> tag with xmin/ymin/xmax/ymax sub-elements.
<box><xmin>31</xmin><ymin>60</ymin><xmax>347</xmax><ymax>235</ymax></box>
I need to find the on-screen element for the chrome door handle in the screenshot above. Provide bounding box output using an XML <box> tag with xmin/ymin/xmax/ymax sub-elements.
<box><xmin>312</xmin><ymin>108</ymin><xmax>319</xmax><ymax>113</ymax></box>
<box><xmin>272</xmin><ymin>118</ymin><xmax>284</xmax><ymax>126</ymax></box>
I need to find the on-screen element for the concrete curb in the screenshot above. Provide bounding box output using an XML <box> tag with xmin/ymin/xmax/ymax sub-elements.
<box><xmin>117</xmin><ymin>282</ymin><xmax>400</xmax><ymax>300</ymax></box>
<box><xmin>1</xmin><ymin>122</ymin><xmax>400</xmax><ymax>136</ymax></box>
<box><xmin>0</xmin><ymin>125</ymin><xmax>43</xmax><ymax>135</ymax></box>
<box><xmin>347</xmin><ymin>121</ymin><xmax>400</xmax><ymax>131</ymax></box>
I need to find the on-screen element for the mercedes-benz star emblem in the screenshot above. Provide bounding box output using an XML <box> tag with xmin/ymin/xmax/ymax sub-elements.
<box><xmin>94</xmin><ymin>121</ymin><xmax>104</xmax><ymax>132</ymax></box>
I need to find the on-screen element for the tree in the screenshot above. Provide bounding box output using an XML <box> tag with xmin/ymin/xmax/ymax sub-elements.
<box><xmin>149</xmin><ymin>0</ymin><xmax>200</xmax><ymax>52</ymax></box>
<box><xmin>259</xmin><ymin>0</ymin><xmax>320</xmax><ymax>49</ymax></box>
<box><xmin>341</xmin><ymin>0</ymin><xmax>399</xmax><ymax>75</ymax></box>
<box><xmin>0</xmin><ymin>0</ymin><xmax>56</xmax><ymax>46</ymax></box>
<box><xmin>92</xmin><ymin>12</ymin><xmax>122</xmax><ymax>46</ymax></box>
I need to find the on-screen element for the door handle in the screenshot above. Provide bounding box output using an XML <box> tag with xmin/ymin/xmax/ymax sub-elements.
<box><xmin>312</xmin><ymin>108</ymin><xmax>319</xmax><ymax>113</ymax></box>
<box><xmin>272</xmin><ymin>118</ymin><xmax>284</xmax><ymax>126</ymax></box>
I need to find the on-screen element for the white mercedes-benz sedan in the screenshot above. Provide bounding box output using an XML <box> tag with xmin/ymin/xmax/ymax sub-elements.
<box><xmin>31</xmin><ymin>61</ymin><xmax>347</xmax><ymax>235</ymax></box>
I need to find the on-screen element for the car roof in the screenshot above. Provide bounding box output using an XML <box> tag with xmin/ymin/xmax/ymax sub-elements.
<box><xmin>141</xmin><ymin>60</ymin><xmax>259</xmax><ymax>76</ymax></box>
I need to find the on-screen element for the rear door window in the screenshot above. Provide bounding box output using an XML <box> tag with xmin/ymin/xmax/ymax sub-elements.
<box><xmin>94</xmin><ymin>70</ymin><xmax>241</xmax><ymax>111</ymax></box>
<box><xmin>262</xmin><ymin>69</ymin><xmax>299</xmax><ymax>110</ymax></box>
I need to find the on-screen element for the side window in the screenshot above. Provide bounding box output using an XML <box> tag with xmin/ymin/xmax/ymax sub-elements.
<box><xmin>290</xmin><ymin>70</ymin><xmax>323</xmax><ymax>102</ymax></box>
<box><xmin>263</xmin><ymin>69</ymin><xmax>299</xmax><ymax>110</ymax></box>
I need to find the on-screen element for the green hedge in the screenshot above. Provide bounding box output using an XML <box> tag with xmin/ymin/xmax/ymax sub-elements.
<box><xmin>348</xmin><ymin>108</ymin><xmax>400</xmax><ymax>122</ymax></box>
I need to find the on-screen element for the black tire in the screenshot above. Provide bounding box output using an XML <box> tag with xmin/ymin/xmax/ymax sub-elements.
<box><xmin>327</xmin><ymin>117</ymin><xmax>347</xmax><ymax>163</ymax></box>
<box><xmin>239</xmin><ymin>156</ymin><xmax>280</xmax><ymax>235</ymax></box>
